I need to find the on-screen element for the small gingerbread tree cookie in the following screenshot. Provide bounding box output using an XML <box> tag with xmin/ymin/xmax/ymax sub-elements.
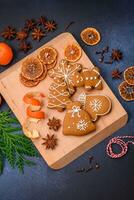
<box><xmin>47</xmin><ymin>78</ymin><xmax>72</xmax><ymax>112</ymax></box>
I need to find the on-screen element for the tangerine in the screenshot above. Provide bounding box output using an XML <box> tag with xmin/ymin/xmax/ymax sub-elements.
<box><xmin>0</xmin><ymin>42</ymin><xmax>13</xmax><ymax>66</ymax></box>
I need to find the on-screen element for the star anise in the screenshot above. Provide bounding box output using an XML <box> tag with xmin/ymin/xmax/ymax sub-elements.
<box><xmin>19</xmin><ymin>41</ymin><xmax>32</xmax><ymax>53</ymax></box>
<box><xmin>16</xmin><ymin>29</ymin><xmax>28</xmax><ymax>41</ymax></box>
<box><xmin>42</xmin><ymin>134</ymin><xmax>57</xmax><ymax>150</ymax></box>
<box><xmin>25</xmin><ymin>19</ymin><xmax>36</xmax><ymax>31</ymax></box>
<box><xmin>111</xmin><ymin>49</ymin><xmax>123</xmax><ymax>61</ymax></box>
<box><xmin>1</xmin><ymin>26</ymin><xmax>16</xmax><ymax>40</ymax></box>
<box><xmin>38</xmin><ymin>16</ymin><xmax>46</xmax><ymax>26</ymax></box>
<box><xmin>44</xmin><ymin>20</ymin><xmax>57</xmax><ymax>31</ymax></box>
<box><xmin>31</xmin><ymin>28</ymin><xmax>45</xmax><ymax>41</ymax></box>
<box><xmin>47</xmin><ymin>117</ymin><xmax>61</xmax><ymax>131</ymax></box>
<box><xmin>112</xmin><ymin>69</ymin><xmax>122</xmax><ymax>79</ymax></box>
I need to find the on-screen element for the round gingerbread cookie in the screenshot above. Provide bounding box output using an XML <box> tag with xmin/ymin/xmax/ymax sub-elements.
<box><xmin>79</xmin><ymin>93</ymin><xmax>112</xmax><ymax>121</ymax></box>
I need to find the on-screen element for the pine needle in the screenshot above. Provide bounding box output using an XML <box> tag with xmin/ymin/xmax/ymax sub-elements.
<box><xmin>0</xmin><ymin>110</ymin><xmax>39</xmax><ymax>174</ymax></box>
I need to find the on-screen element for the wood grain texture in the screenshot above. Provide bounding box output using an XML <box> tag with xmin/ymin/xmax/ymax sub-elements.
<box><xmin>0</xmin><ymin>32</ymin><xmax>128</xmax><ymax>169</ymax></box>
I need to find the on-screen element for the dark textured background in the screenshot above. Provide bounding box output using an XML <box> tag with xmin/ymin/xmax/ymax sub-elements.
<box><xmin>0</xmin><ymin>0</ymin><xmax>134</xmax><ymax>200</ymax></box>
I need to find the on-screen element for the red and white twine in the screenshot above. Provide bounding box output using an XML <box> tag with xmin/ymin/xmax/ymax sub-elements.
<box><xmin>106</xmin><ymin>136</ymin><xmax>134</xmax><ymax>158</ymax></box>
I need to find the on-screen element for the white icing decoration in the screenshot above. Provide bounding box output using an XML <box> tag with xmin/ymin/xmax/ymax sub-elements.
<box><xmin>86</xmin><ymin>77</ymin><xmax>88</xmax><ymax>80</ymax></box>
<box><xmin>89</xmin><ymin>99</ymin><xmax>102</xmax><ymax>112</ymax></box>
<box><xmin>48</xmin><ymin>81</ymin><xmax>71</xmax><ymax>109</ymax></box>
<box><xmin>68</xmin><ymin>106</ymin><xmax>81</xmax><ymax>117</ymax></box>
<box><xmin>95</xmin><ymin>79</ymin><xmax>102</xmax><ymax>88</ymax></box>
<box><xmin>78</xmin><ymin>93</ymin><xmax>87</xmax><ymax>106</ymax></box>
<box><xmin>80</xmin><ymin>77</ymin><xmax>83</xmax><ymax>81</ymax></box>
<box><xmin>93</xmin><ymin>68</ymin><xmax>100</xmax><ymax>75</ymax></box>
<box><xmin>68</xmin><ymin>126</ymin><xmax>70</xmax><ymax>129</ymax></box>
<box><xmin>85</xmin><ymin>85</ymin><xmax>91</xmax><ymax>89</ymax></box>
<box><xmin>48</xmin><ymin>60</ymin><xmax>82</xmax><ymax>94</ymax></box>
<box><xmin>90</xmin><ymin>77</ymin><xmax>93</xmax><ymax>80</ymax></box>
<box><xmin>94</xmin><ymin>76</ymin><xmax>97</xmax><ymax>80</ymax></box>
<box><xmin>77</xmin><ymin>120</ymin><xmax>88</xmax><ymax>131</ymax></box>
<box><xmin>77</xmin><ymin>80</ymin><xmax>79</xmax><ymax>83</ymax></box>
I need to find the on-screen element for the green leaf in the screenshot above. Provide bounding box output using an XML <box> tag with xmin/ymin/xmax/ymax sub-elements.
<box><xmin>0</xmin><ymin>110</ymin><xmax>39</xmax><ymax>175</ymax></box>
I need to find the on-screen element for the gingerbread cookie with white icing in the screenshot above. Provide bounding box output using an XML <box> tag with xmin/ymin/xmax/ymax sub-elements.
<box><xmin>48</xmin><ymin>59</ymin><xmax>82</xmax><ymax>95</ymax></box>
<box><xmin>81</xmin><ymin>67</ymin><xmax>103</xmax><ymax>90</ymax></box>
<box><xmin>47</xmin><ymin>78</ymin><xmax>72</xmax><ymax>112</ymax></box>
<box><xmin>63</xmin><ymin>101</ymin><xmax>96</xmax><ymax>136</ymax></box>
<box><xmin>79</xmin><ymin>93</ymin><xmax>112</xmax><ymax>121</ymax></box>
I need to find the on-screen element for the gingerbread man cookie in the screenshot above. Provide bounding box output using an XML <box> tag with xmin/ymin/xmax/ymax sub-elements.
<box><xmin>81</xmin><ymin>67</ymin><xmax>103</xmax><ymax>90</ymax></box>
<box><xmin>71</xmin><ymin>71</ymin><xmax>85</xmax><ymax>87</ymax></box>
<box><xmin>48</xmin><ymin>59</ymin><xmax>82</xmax><ymax>95</ymax></box>
<box><xmin>79</xmin><ymin>93</ymin><xmax>112</xmax><ymax>121</ymax></box>
<box><xmin>63</xmin><ymin>101</ymin><xmax>96</xmax><ymax>136</ymax></box>
<box><xmin>48</xmin><ymin>78</ymin><xmax>72</xmax><ymax>112</ymax></box>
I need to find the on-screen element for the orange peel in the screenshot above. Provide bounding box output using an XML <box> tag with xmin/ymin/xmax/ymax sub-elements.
<box><xmin>26</xmin><ymin>106</ymin><xmax>45</xmax><ymax>119</ymax></box>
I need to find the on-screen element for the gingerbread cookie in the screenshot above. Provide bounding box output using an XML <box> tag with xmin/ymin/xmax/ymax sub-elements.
<box><xmin>79</xmin><ymin>93</ymin><xmax>112</xmax><ymax>121</ymax></box>
<box><xmin>47</xmin><ymin>78</ymin><xmax>72</xmax><ymax>112</ymax></box>
<box><xmin>124</xmin><ymin>66</ymin><xmax>134</xmax><ymax>85</ymax></box>
<box><xmin>63</xmin><ymin>101</ymin><xmax>96</xmax><ymax>136</ymax></box>
<box><xmin>81</xmin><ymin>67</ymin><xmax>103</xmax><ymax>90</ymax></box>
<box><xmin>71</xmin><ymin>71</ymin><xmax>85</xmax><ymax>87</ymax></box>
<box><xmin>48</xmin><ymin>59</ymin><xmax>82</xmax><ymax>95</ymax></box>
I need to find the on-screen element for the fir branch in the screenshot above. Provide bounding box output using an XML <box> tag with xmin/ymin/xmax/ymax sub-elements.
<box><xmin>0</xmin><ymin>152</ymin><xmax>4</xmax><ymax>174</ymax></box>
<box><xmin>0</xmin><ymin>110</ymin><xmax>39</xmax><ymax>174</ymax></box>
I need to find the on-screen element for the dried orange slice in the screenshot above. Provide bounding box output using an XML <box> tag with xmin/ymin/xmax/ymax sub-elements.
<box><xmin>46</xmin><ymin>59</ymin><xmax>57</xmax><ymax>70</ymax></box>
<box><xmin>21</xmin><ymin>57</ymin><xmax>44</xmax><ymax>80</ymax></box>
<box><xmin>20</xmin><ymin>74</ymin><xmax>40</xmax><ymax>87</ymax></box>
<box><xmin>124</xmin><ymin>66</ymin><xmax>134</xmax><ymax>85</ymax></box>
<box><xmin>119</xmin><ymin>81</ymin><xmax>134</xmax><ymax>101</ymax></box>
<box><xmin>38</xmin><ymin>46</ymin><xmax>57</xmax><ymax>64</ymax></box>
<box><xmin>80</xmin><ymin>27</ymin><xmax>101</xmax><ymax>46</ymax></box>
<box><xmin>64</xmin><ymin>43</ymin><xmax>82</xmax><ymax>62</ymax></box>
<box><xmin>36</xmin><ymin>65</ymin><xmax>47</xmax><ymax>81</ymax></box>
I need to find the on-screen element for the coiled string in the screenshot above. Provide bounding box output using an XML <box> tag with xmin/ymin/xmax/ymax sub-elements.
<box><xmin>106</xmin><ymin>136</ymin><xmax>134</xmax><ymax>158</ymax></box>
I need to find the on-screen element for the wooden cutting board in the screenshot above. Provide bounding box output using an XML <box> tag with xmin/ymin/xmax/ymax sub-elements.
<box><xmin>0</xmin><ymin>32</ymin><xmax>128</xmax><ymax>169</ymax></box>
